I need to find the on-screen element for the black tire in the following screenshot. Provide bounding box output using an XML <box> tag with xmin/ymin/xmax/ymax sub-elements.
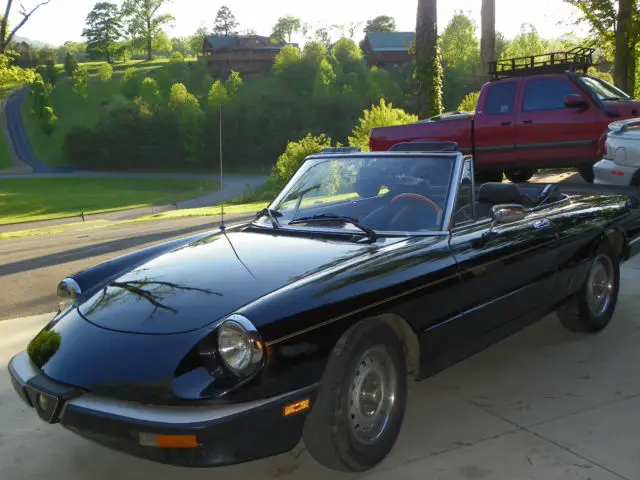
<box><xmin>303</xmin><ymin>320</ymin><xmax>408</xmax><ymax>472</ymax></box>
<box><xmin>504</xmin><ymin>168</ymin><xmax>535</xmax><ymax>183</ymax></box>
<box><xmin>475</xmin><ymin>170</ymin><xmax>504</xmax><ymax>184</ymax></box>
<box><xmin>557</xmin><ymin>241</ymin><xmax>620</xmax><ymax>333</ymax></box>
<box><xmin>578</xmin><ymin>165</ymin><xmax>595</xmax><ymax>183</ymax></box>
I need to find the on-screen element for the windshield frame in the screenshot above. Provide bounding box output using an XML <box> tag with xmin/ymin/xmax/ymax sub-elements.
<box><xmin>259</xmin><ymin>152</ymin><xmax>464</xmax><ymax>238</ymax></box>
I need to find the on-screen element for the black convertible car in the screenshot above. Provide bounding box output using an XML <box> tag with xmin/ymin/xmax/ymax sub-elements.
<box><xmin>9</xmin><ymin>144</ymin><xmax>640</xmax><ymax>472</ymax></box>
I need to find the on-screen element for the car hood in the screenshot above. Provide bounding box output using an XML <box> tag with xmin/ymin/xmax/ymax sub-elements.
<box><xmin>77</xmin><ymin>228</ymin><xmax>385</xmax><ymax>335</ymax></box>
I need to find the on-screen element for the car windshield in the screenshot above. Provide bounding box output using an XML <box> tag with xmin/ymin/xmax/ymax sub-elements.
<box><xmin>260</xmin><ymin>154</ymin><xmax>456</xmax><ymax>234</ymax></box>
<box><xmin>579</xmin><ymin>76</ymin><xmax>631</xmax><ymax>101</ymax></box>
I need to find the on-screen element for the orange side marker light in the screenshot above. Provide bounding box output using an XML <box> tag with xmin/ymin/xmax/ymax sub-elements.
<box><xmin>283</xmin><ymin>398</ymin><xmax>311</xmax><ymax>417</ymax></box>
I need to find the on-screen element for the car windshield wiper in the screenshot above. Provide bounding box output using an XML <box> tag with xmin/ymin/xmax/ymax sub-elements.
<box><xmin>288</xmin><ymin>214</ymin><xmax>378</xmax><ymax>241</ymax></box>
<box><xmin>255</xmin><ymin>208</ymin><xmax>283</xmax><ymax>228</ymax></box>
<box><xmin>602</xmin><ymin>96</ymin><xmax>627</xmax><ymax>101</ymax></box>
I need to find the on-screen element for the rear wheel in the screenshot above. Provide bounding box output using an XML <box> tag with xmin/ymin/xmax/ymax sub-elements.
<box><xmin>303</xmin><ymin>320</ymin><xmax>408</xmax><ymax>472</ymax></box>
<box><xmin>578</xmin><ymin>165</ymin><xmax>595</xmax><ymax>183</ymax></box>
<box><xmin>475</xmin><ymin>170</ymin><xmax>504</xmax><ymax>184</ymax></box>
<box><xmin>504</xmin><ymin>168</ymin><xmax>535</xmax><ymax>183</ymax></box>
<box><xmin>557</xmin><ymin>241</ymin><xmax>619</xmax><ymax>333</ymax></box>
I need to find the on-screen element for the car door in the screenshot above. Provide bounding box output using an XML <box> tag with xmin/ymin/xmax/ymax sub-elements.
<box><xmin>448</xmin><ymin>200</ymin><xmax>560</xmax><ymax>335</ymax></box>
<box><xmin>515</xmin><ymin>76</ymin><xmax>599</xmax><ymax>166</ymax></box>
<box><xmin>473</xmin><ymin>80</ymin><xmax>519</xmax><ymax>168</ymax></box>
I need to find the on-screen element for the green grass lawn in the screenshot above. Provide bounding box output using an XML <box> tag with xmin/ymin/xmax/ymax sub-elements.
<box><xmin>0</xmin><ymin>82</ymin><xmax>22</xmax><ymax>170</ymax></box>
<box><xmin>21</xmin><ymin>58</ymin><xmax>189</xmax><ymax>167</ymax></box>
<box><xmin>0</xmin><ymin>177</ymin><xmax>219</xmax><ymax>225</ymax></box>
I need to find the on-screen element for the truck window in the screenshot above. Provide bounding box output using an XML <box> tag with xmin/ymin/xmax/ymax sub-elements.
<box><xmin>484</xmin><ymin>82</ymin><xmax>517</xmax><ymax>115</ymax></box>
<box><xmin>523</xmin><ymin>78</ymin><xmax>577</xmax><ymax>112</ymax></box>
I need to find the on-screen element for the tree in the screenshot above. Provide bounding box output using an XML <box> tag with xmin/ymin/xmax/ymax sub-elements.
<box><xmin>440</xmin><ymin>12</ymin><xmax>481</xmax><ymax>110</ymax></box>
<box><xmin>82</xmin><ymin>2</ymin><xmax>122</xmax><ymax>63</ymax></box>
<box><xmin>121</xmin><ymin>0</ymin><xmax>175</xmax><ymax>61</ymax></box>
<box><xmin>614</xmin><ymin>0</ymin><xmax>637</xmax><ymax>93</ymax></box>
<box><xmin>503</xmin><ymin>24</ymin><xmax>547</xmax><ymax>58</ymax></box>
<box><xmin>213</xmin><ymin>6</ymin><xmax>238</xmax><ymax>36</ymax></box>
<box><xmin>563</xmin><ymin>0</ymin><xmax>640</xmax><ymax>93</ymax></box>
<box><xmin>315</xmin><ymin>26</ymin><xmax>331</xmax><ymax>48</ymax></box>
<box><xmin>97</xmin><ymin>62</ymin><xmax>113</xmax><ymax>81</ymax></box>
<box><xmin>207</xmin><ymin>80</ymin><xmax>228</xmax><ymax>106</ymax></box>
<box><xmin>364</xmin><ymin>15</ymin><xmax>396</xmax><ymax>33</ymax></box>
<box><xmin>1</xmin><ymin>0</ymin><xmax>53</xmax><ymax>54</ymax></box>
<box><xmin>64</xmin><ymin>51</ymin><xmax>78</xmax><ymax>77</ymax></box>
<box><xmin>189</xmin><ymin>26</ymin><xmax>207</xmax><ymax>55</ymax></box>
<box><xmin>415</xmin><ymin>0</ymin><xmax>443</xmax><ymax>117</ymax></box>
<box><xmin>480</xmin><ymin>0</ymin><xmax>495</xmax><ymax>81</ymax></box>
<box><xmin>72</xmin><ymin>66</ymin><xmax>89</xmax><ymax>98</ymax></box>
<box><xmin>349</xmin><ymin>99</ymin><xmax>418</xmax><ymax>151</ymax></box>
<box><xmin>224</xmin><ymin>71</ymin><xmax>243</xmax><ymax>97</ymax></box>
<box><xmin>271</xmin><ymin>16</ymin><xmax>301</xmax><ymax>43</ymax></box>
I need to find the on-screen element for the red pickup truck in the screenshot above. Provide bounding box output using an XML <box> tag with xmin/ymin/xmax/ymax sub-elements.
<box><xmin>369</xmin><ymin>49</ymin><xmax>640</xmax><ymax>183</ymax></box>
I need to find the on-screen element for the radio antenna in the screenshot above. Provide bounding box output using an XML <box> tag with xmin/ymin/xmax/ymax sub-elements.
<box><xmin>218</xmin><ymin>103</ymin><xmax>225</xmax><ymax>231</ymax></box>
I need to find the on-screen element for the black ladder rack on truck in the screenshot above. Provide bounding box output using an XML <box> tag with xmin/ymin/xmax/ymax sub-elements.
<box><xmin>488</xmin><ymin>47</ymin><xmax>595</xmax><ymax>80</ymax></box>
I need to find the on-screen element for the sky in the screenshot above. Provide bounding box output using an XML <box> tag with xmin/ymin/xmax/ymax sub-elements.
<box><xmin>9</xmin><ymin>0</ymin><xmax>589</xmax><ymax>47</ymax></box>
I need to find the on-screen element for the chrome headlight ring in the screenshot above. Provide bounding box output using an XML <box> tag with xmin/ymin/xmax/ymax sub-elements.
<box><xmin>215</xmin><ymin>314</ymin><xmax>265</xmax><ymax>377</ymax></box>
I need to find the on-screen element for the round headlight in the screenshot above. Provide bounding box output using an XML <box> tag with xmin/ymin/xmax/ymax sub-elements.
<box><xmin>217</xmin><ymin>315</ymin><xmax>264</xmax><ymax>376</ymax></box>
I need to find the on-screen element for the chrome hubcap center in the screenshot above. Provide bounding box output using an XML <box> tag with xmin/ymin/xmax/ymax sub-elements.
<box><xmin>348</xmin><ymin>347</ymin><xmax>397</xmax><ymax>445</ymax></box>
<box><xmin>587</xmin><ymin>254</ymin><xmax>614</xmax><ymax>317</ymax></box>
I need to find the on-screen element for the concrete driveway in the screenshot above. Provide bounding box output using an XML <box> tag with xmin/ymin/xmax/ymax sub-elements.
<box><xmin>2</xmin><ymin>255</ymin><xmax>640</xmax><ymax>479</ymax></box>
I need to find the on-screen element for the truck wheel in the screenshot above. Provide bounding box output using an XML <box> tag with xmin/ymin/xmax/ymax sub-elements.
<box><xmin>303</xmin><ymin>320</ymin><xmax>408</xmax><ymax>472</ymax></box>
<box><xmin>475</xmin><ymin>170</ymin><xmax>503</xmax><ymax>184</ymax></box>
<box><xmin>578</xmin><ymin>165</ymin><xmax>595</xmax><ymax>183</ymax></box>
<box><xmin>557</xmin><ymin>241</ymin><xmax>619</xmax><ymax>333</ymax></box>
<box><xmin>504</xmin><ymin>169</ymin><xmax>535</xmax><ymax>183</ymax></box>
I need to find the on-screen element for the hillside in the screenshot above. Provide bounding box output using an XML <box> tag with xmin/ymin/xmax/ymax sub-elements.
<box><xmin>20</xmin><ymin>58</ymin><xmax>176</xmax><ymax>166</ymax></box>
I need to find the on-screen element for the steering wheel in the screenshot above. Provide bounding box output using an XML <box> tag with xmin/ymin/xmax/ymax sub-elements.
<box><xmin>391</xmin><ymin>193</ymin><xmax>442</xmax><ymax>212</ymax></box>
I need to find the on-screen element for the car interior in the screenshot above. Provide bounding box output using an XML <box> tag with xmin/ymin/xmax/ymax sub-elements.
<box><xmin>284</xmin><ymin>159</ymin><xmax>568</xmax><ymax>233</ymax></box>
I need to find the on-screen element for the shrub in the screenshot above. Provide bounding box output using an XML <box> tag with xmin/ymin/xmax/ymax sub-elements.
<box><xmin>275</xmin><ymin>132</ymin><xmax>332</xmax><ymax>181</ymax></box>
<box><xmin>45</xmin><ymin>60</ymin><xmax>59</xmax><ymax>85</ymax></box>
<box><xmin>224</xmin><ymin>71</ymin><xmax>243</xmax><ymax>98</ymax></box>
<box><xmin>348</xmin><ymin>99</ymin><xmax>418</xmax><ymax>151</ymax></box>
<box><xmin>63</xmin><ymin>52</ymin><xmax>77</xmax><ymax>77</ymax></box>
<box><xmin>121</xmin><ymin>68</ymin><xmax>143</xmax><ymax>100</ymax></box>
<box><xmin>170</xmin><ymin>51</ymin><xmax>184</xmax><ymax>63</ymax></box>
<box><xmin>207</xmin><ymin>80</ymin><xmax>228</xmax><ymax>107</ymax></box>
<box><xmin>41</xmin><ymin>106</ymin><xmax>58</xmax><ymax>136</ymax></box>
<box><xmin>72</xmin><ymin>66</ymin><xmax>89</xmax><ymax>98</ymax></box>
<box><xmin>458</xmin><ymin>91</ymin><xmax>480</xmax><ymax>112</ymax></box>
<box><xmin>140</xmin><ymin>77</ymin><xmax>162</xmax><ymax>113</ymax></box>
<box><xmin>98</xmin><ymin>62</ymin><xmax>113</xmax><ymax>82</ymax></box>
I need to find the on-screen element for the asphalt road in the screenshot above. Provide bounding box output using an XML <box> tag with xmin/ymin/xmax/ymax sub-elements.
<box><xmin>0</xmin><ymin>213</ymin><xmax>250</xmax><ymax>321</ymax></box>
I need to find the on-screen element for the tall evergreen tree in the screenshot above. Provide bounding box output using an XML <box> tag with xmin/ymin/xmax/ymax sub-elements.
<box><xmin>82</xmin><ymin>2</ymin><xmax>122</xmax><ymax>63</ymax></box>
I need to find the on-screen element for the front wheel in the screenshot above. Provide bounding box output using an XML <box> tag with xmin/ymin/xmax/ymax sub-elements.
<box><xmin>578</xmin><ymin>165</ymin><xmax>595</xmax><ymax>183</ymax></box>
<box><xmin>303</xmin><ymin>320</ymin><xmax>408</xmax><ymax>472</ymax></box>
<box><xmin>504</xmin><ymin>168</ymin><xmax>535</xmax><ymax>183</ymax></box>
<box><xmin>557</xmin><ymin>241</ymin><xmax>620</xmax><ymax>333</ymax></box>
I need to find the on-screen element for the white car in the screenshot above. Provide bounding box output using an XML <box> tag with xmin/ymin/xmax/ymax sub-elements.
<box><xmin>594</xmin><ymin>118</ymin><xmax>640</xmax><ymax>186</ymax></box>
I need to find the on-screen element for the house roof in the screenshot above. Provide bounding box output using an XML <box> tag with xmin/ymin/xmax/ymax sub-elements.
<box><xmin>204</xmin><ymin>34</ymin><xmax>290</xmax><ymax>50</ymax></box>
<box><xmin>365</xmin><ymin>32</ymin><xmax>415</xmax><ymax>52</ymax></box>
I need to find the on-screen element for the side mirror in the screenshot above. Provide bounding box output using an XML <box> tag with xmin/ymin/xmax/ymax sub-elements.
<box><xmin>491</xmin><ymin>204</ymin><xmax>526</xmax><ymax>226</ymax></box>
<box><xmin>564</xmin><ymin>94</ymin><xmax>589</xmax><ymax>109</ymax></box>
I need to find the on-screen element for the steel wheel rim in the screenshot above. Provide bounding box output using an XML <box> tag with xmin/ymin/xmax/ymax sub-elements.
<box><xmin>348</xmin><ymin>346</ymin><xmax>398</xmax><ymax>445</ymax></box>
<box><xmin>586</xmin><ymin>254</ymin><xmax>615</xmax><ymax>317</ymax></box>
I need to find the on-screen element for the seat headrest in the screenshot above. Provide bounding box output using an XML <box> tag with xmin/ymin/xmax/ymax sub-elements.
<box><xmin>355</xmin><ymin>167</ymin><xmax>385</xmax><ymax>198</ymax></box>
<box><xmin>478</xmin><ymin>182</ymin><xmax>521</xmax><ymax>204</ymax></box>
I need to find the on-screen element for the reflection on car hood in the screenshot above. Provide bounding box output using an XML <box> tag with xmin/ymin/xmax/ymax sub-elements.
<box><xmin>78</xmin><ymin>229</ymin><xmax>383</xmax><ymax>335</ymax></box>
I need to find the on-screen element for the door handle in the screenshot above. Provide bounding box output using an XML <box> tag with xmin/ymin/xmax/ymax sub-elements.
<box><xmin>501</xmin><ymin>121</ymin><xmax>511</xmax><ymax>126</ymax></box>
<box><xmin>523</xmin><ymin>120</ymin><xmax>533</xmax><ymax>124</ymax></box>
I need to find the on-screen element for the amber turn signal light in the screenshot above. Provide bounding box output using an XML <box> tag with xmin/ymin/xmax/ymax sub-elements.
<box><xmin>283</xmin><ymin>398</ymin><xmax>311</xmax><ymax>417</ymax></box>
